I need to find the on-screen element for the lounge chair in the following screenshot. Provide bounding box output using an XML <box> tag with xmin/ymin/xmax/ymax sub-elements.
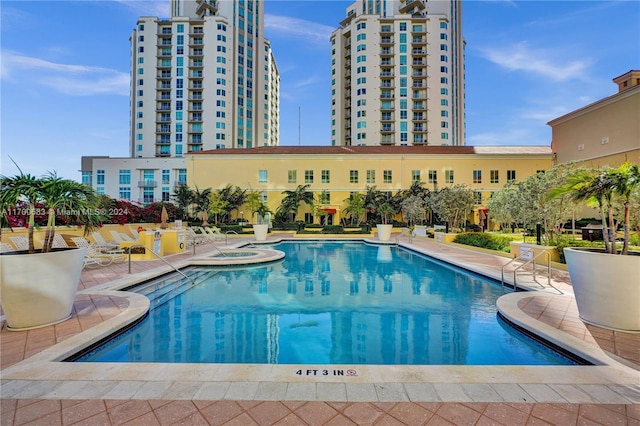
<box><xmin>91</xmin><ymin>232</ymin><xmax>120</xmax><ymax>250</ymax></box>
<box><xmin>1</xmin><ymin>242</ymin><xmax>16</xmax><ymax>252</ymax></box>
<box><xmin>9</xmin><ymin>236</ymin><xmax>29</xmax><ymax>251</ymax></box>
<box><xmin>39</xmin><ymin>234</ymin><xmax>69</xmax><ymax>248</ymax></box>
<box><xmin>109</xmin><ymin>230</ymin><xmax>125</xmax><ymax>243</ymax></box>
<box><xmin>199</xmin><ymin>226</ymin><xmax>224</xmax><ymax>242</ymax></box>
<box><xmin>72</xmin><ymin>237</ymin><xmax>127</xmax><ymax>265</ymax></box>
<box><xmin>185</xmin><ymin>227</ymin><xmax>207</xmax><ymax>245</ymax></box>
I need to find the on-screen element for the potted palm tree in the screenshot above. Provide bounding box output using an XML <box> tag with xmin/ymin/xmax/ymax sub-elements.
<box><xmin>252</xmin><ymin>203</ymin><xmax>272</xmax><ymax>241</ymax></box>
<box><xmin>1</xmin><ymin>171</ymin><xmax>98</xmax><ymax>330</ymax></box>
<box><xmin>376</xmin><ymin>201</ymin><xmax>396</xmax><ymax>241</ymax></box>
<box><xmin>546</xmin><ymin>162</ymin><xmax>640</xmax><ymax>332</ymax></box>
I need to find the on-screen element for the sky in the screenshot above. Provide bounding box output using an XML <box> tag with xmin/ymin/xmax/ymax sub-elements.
<box><xmin>1</xmin><ymin>0</ymin><xmax>638</xmax><ymax>182</ymax></box>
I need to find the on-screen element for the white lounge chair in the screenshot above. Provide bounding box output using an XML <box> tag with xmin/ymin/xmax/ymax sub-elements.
<box><xmin>109</xmin><ymin>230</ymin><xmax>125</xmax><ymax>243</ymax></box>
<box><xmin>9</xmin><ymin>236</ymin><xmax>29</xmax><ymax>251</ymax></box>
<box><xmin>71</xmin><ymin>237</ymin><xmax>126</xmax><ymax>267</ymax></box>
<box><xmin>91</xmin><ymin>232</ymin><xmax>119</xmax><ymax>250</ymax></box>
<box><xmin>1</xmin><ymin>242</ymin><xmax>16</xmax><ymax>252</ymax></box>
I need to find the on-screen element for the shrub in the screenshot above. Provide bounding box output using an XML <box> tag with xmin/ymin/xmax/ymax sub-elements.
<box><xmin>453</xmin><ymin>232</ymin><xmax>513</xmax><ymax>253</ymax></box>
<box><xmin>322</xmin><ymin>225</ymin><xmax>344</xmax><ymax>234</ymax></box>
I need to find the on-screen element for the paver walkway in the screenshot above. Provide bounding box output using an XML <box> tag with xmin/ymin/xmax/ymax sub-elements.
<box><xmin>2</xmin><ymin>235</ymin><xmax>638</xmax><ymax>425</ymax></box>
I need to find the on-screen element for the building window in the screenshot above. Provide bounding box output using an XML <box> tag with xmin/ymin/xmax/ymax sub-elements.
<box><xmin>490</xmin><ymin>170</ymin><xmax>499</xmax><ymax>184</ymax></box>
<box><xmin>143</xmin><ymin>188</ymin><xmax>154</xmax><ymax>204</ymax></box>
<box><xmin>162</xmin><ymin>187</ymin><xmax>170</xmax><ymax>202</ymax></box>
<box><xmin>507</xmin><ymin>170</ymin><xmax>516</xmax><ymax>182</ymax></box>
<box><xmin>96</xmin><ymin>170</ymin><xmax>105</xmax><ymax>185</ymax></box>
<box><xmin>428</xmin><ymin>170</ymin><xmax>437</xmax><ymax>184</ymax></box>
<box><xmin>473</xmin><ymin>170</ymin><xmax>482</xmax><ymax>184</ymax></box>
<box><xmin>178</xmin><ymin>169</ymin><xmax>187</xmax><ymax>184</ymax></box>
<box><xmin>383</xmin><ymin>170</ymin><xmax>392</xmax><ymax>184</ymax></box>
<box><xmin>119</xmin><ymin>187</ymin><xmax>131</xmax><ymax>200</ymax></box>
<box><xmin>410</xmin><ymin>170</ymin><xmax>420</xmax><ymax>183</ymax></box>
<box><xmin>162</xmin><ymin>169</ymin><xmax>170</xmax><ymax>184</ymax></box>
<box><xmin>349</xmin><ymin>170</ymin><xmax>359</xmax><ymax>183</ymax></box>
<box><xmin>288</xmin><ymin>170</ymin><xmax>297</xmax><ymax>184</ymax></box>
<box><xmin>445</xmin><ymin>169</ymin><xmax>454</xmax><ymax>184</ymax></box>
<box><xmin>119</xmin><ymin>170</ymin><xmax>131</xmax><ymax>185</ymax></box>
<box><xmin>319</xmin><ymin>191</ymin><xmax>330</xmax><ymax>204</ymax></box>
<box><xmin>366</xmin><ymin>169</ymin><xmax>375</xmax><ymax>184</ymax></box>
<box><xmin>258</xmin><ymin>170</ymin><xmax>268</xmax><ymax>183</ymax></box>
<box><xmin>475</xmin><ymin>192</ymin><xmax>483</xmax><ymax>205</ymax></box>
<box><xmin>82</xmin><ymin>171</ymin><xmax>92</xmax><ymax>186</ymax></box>
<box><xmin>305</xmin><ymin>170</ymin><xmax>314</xmax><ymax>183</ymax></box>
<box><xmin>321</xmin><ymin>170</ymin><xmax>330</xmax><ymax>183</ymax></box>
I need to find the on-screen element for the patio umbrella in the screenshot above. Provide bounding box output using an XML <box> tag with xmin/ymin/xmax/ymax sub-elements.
<box><xmin>200</xmin><ymin>210</ymin><xmax>209</xmax><ymax>226</ymax></box>
<box><xmin>478</xmin><ymin>209</ymin><xmax>486</xmax><ymax>231</ymax></box>
<box><xmin>160</xmin><ymin>206</ymin><xmax>169</xmax><ymax>229</ymax></box>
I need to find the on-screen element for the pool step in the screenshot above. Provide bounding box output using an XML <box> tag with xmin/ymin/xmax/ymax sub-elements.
<box><xmin>135</xmin><ymin>269</ymin><xmax>219</xmax><ymax>307</ymax></box>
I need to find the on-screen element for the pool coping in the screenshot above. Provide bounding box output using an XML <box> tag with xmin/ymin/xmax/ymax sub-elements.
<box><xmin>2</xmin><ymin>239</ymin><xmax>639</xmax><ymax>404</ymax></box>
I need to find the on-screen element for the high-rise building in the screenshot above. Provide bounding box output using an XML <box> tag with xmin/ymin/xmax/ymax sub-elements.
<box><xmin>330</xmin><ymin>0</ymin><xmax>465</xmax><ymax>147</ymax></box>
<box><xmin>130</xmin><ymin>0</ymin><xmax>280</xmax><ymax>158</ymax></box>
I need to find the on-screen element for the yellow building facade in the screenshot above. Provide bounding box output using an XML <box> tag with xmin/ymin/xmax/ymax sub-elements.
<box><xmin>186</xmin><ymin>145</ymin><xmax>554</xmax><ymax>225</ymax></box>
<box><xmin>548</xmin><ymin>70</ymin><xmax>640</xmax><ymax>168</ymax></box>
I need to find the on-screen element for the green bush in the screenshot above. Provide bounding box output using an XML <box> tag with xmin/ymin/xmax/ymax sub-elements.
<box><xmin>219</xmin><ymin>224</ymin><xmax>244</xmax><ymax>234</ymax></box>
<box><xmin>551</xmin><ymin>237</ymin><xmax>605</xmax><ymax>263</ymax></box>
<box><xmin>272</xmin><ymin>222</ymin><xmax>300</xmax><ymax>231</ymax></box>
<box><xmin>453</xmin><ymin>232</ymin><xmax>513</xmax><ymax>253</ymax></box>
<box><xmin>322</xmin><ymin>225</ymin><xmax>344</xmax><ymax>234</ymax></box>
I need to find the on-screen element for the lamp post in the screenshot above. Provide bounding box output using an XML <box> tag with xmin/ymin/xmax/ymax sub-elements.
<box><xmin>240</xmin><ymin>211</ymin><xmax>244</xmax><ymax>224</ymax></box>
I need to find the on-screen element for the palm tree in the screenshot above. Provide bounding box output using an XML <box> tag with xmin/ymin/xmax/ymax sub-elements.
<box><xmin>1</xmin><ymin>171</ymin><xmax>98</xmax><ymax>253</ymax></box>
<box><xmin>277</xmin><ymin>184</ymin><xmax>314</xmax><ymax>222</ymax></box>
<box><xmin>171</xmin><ymin>184</ymin><xmax>194</xmax><ymax>220</ymax></box>
<box><xmin>1</xmin><ymin>173</ymin><xmax>42</xmax><ymax>253</ymax></box>
<box><xmin>343</xmin><ymin>192</ymin><xmax>365</xmax><ymax>226</ymax></box>
<box><xmin>38</xmin><ymin>172</ymin><xmax>98</xmax><ymax>252</ymax></box>
<box><xmin>192</xmin><ymin>186</ymin><xmax>212</xmax><ymax>223</ymax></box>
<box><xmin>611</xmin><ymin>162</ymin><xmax>640</xmax><ymax>255</ymax></box>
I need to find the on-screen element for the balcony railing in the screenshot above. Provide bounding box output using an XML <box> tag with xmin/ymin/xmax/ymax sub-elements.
<box><xmin>138</xmin><ymin>180</ymin><xmax>157</xmax><ymax>187</ymax></box>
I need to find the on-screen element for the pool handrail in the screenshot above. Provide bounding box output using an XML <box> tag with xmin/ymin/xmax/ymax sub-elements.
<box><xmin>125</xmin><ymin>243</ymin><xmax>195</xmax><ymax>285</ymax></box>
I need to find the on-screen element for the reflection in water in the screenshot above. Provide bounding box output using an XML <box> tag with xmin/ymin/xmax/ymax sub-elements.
<box><xmin>78</xmin><ymin>242</ymin><xmax>574</xmax><ymax>366</ymax></box>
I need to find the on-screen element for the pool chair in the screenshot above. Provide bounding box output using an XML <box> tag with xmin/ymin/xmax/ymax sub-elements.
<box><xmin>91</xmin><ymin>232</ymin><xmax>120</xmax><ymax>250</ymax></box>
<box><xmin>38</xmin><ymin>234</ymin><xmax>70</xmax><ymax>249</ymax></box>
<box><xmin>201</xmin><ymin>226</ymin><xmax>225</xmax><ymax>242</ymax></box>
<box><xmin>71</xmin><ymin>237</ymin><xmax>127</xmax><ymax>266</ymax></box>
<box><xmin>185</xmin><ymin>227</ymin><xmax>207</xmax><ymax>245</ymax></box>
<box><xmin>9</xmin><ymin>236</ymin><xmax>29</xmax><ymax>251</ymax></box>
<box><xmin>119</xmin><ymin>232</ymin><xmax>135</xmax><ymax>242</ymax></box>
<box><xmin>1</xmin><ymin>242</ymin><xmax>16</xmax><ymax>252</ymax></box>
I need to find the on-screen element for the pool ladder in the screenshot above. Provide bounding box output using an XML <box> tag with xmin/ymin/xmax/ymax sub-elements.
<box><xmin>501</xmin><ymin>248</ymin><xmax>561</xmax><ymax>294</ymax></box>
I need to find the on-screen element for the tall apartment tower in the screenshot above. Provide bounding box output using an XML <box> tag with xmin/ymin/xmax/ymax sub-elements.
<box><xmin>130</xmin><ymin>0</ymin><xmax>280</xmax><ymax>158</ymax></box>
<box><xmin>330</xmin><ymin>0</ymin><xmax>465</xmax><ymax>146</ymax></box>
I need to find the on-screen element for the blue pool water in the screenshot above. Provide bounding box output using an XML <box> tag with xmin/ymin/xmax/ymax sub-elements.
<box><xmin>76</xmin><ymin>242</ymin><xmax>577</xmax><ymax>365</ymax></box>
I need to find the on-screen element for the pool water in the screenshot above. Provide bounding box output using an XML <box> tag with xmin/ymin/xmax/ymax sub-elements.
<box><xmin>76</xmin><ymin>242</ymin><xmax>577</xmax><ymax>365</ymax></box>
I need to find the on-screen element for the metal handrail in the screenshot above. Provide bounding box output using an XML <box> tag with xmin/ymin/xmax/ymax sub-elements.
<box><xmin>225</xmin><ymin>230</ymin><xmax>239</xmax><ymax>246</ymax></box>
<box><xmin>501</xmin><ymin>249</ymin><xmax>560</xmax><ymax>293</ymax></box>
<box><xmin>125</xmin><ymin>244</ymin><xmax>195</xmax><ymax>285</ymax></box>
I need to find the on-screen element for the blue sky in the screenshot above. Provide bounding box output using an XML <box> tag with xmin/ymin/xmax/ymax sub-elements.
<box><xmin>1</xmin><ymin>1</ymin><xmax>638</xmax><ymax>181</ymax></box>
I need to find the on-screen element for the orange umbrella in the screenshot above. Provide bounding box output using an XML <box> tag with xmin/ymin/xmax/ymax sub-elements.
<box><xmin>160</xmin><ymin>206</ymin><xmax>169</xmax><ymax>229</ymax></box>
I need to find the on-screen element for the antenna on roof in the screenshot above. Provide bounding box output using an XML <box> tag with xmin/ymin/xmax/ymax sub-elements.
<box><xmin>298</xmin><ymin>106</ymin><xmax>301</xmax><ymax>146</ymax></box>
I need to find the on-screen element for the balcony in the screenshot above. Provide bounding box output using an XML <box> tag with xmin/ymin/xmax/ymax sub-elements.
<box><xmin>412</xmin><ymin>37</ymin><xmax>426</xmax><ymax>44</ymax></box>
<box><xmin>138</xmin><ymin>180</ymin><xmax>157</xmax><ymax>188</ymax></box>
<box><xmin>413</xmin><ymin>125</ymin><xmax>425</xmax><ymax>132</ymax></box>
<box><xmin>381</xmin><ymin>125</ymin><xmax>394</xmax><ymax>133</ymax></box>
<box><xmin>380</xmin><ymin>103</ymin><xmax>395</xmax><ymax>111</ymax></box>
<box><xmin>189</xmin><ymin>114</ymin><xmax>203</xmax><ymax>122</ymax></box>
<box><xmin>412</xmin><ymin>82</ymin><xmax>425</xmax><ymax>88</ymax></box>
<box><xmin>380</xmin><ymin>48</ymin><xmax>394</xmax><ymax>56</ymax></box>
<box><xmin>380</xmin><ymin>25</ymin><xmax>393</xmax><ymax>34</ymax></box>
<box><xmin>412</xmin><ymin>92</ymin><xmax>427</xmax><ymax>99</ymax></box>
<box><xmin>380</xmin><ymin>93</ymin><xmax>395</xmax><ymax>99</ymax></box>
<box><xmin>158</xmin><ymin>71</ymin><xmax>171</xmax><ymax>78</ymax></box>
<box><xmin>380</xmin><ymin>70</ymin><xmax>394</xmax><ymax>77</ymax></box>
<box><xmin>412</xmin><ymin>49</ymin><xmax>425</xmax><ymax>55</ymax></box>
<box><xmin>412</xmin><ymin>59</ymin><xmax>426</xmax><ymax>66</ymax></box>
<box><xmin>413</xmin><ymin>102</ymin><xmax>426</xmax><ymax>110</ymax></box>
<box><xmin>380</xmin><ymin>138</ymin><xmax>395</xmax><ymax>145</ymax></box>
<box><xmin>380</xmin><ymin>59</ymin><xmax>392</xmax><ymax>65</ymax></box>
<box><xmin>412</xmin><ymin>71</ymin><xmax>426</xmax><ymax>77</ymax></box>
<box><xmin>412</xmin><ymin>114</ymin><xmax>426</xmax><ymax>121</ymax></box>
<box><xmin>157</xmin><ymin>126</ymin><xmax>171</xmax><ymax>133</ymax></box>
<box><xmin>380</xmin><ymin>37</ymin><xmax>393</xmax><ymax>45</ymax></box>
<box><xmin>381</xmin><ymin>114</ymin><xmax>393</xmax><ymax>121</ymax></box>
<box><xmin>191</xmin><ymin>49</ymin><xmax>203</xmax><ymax>57</ymax></box>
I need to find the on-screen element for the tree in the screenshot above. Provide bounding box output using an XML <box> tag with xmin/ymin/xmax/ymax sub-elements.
<box><xmin>363</xmin><ymin>186</ymin><xmax>382</xmax><ymax>223</ymax></box>
<box><xmin>192</xmin><ymin>186</ymin><xmax>212</xmax><ymax>224</ymax></box>
<box><xmin>401</xmin><ymin>194</ymin><xmax>427</xmax><ymax>226</ymax></box>
<box><xmin>218</xmin><ymin>184</ymin><xmax>247</xmax><ymax>222</ymax></box>
<box><xmin>245</xmin><ymin>191</ymin><xmax>264</xmax><ymax>223</ymax></box>
<box><xmin>611</xmin><ymin>162</ymin><xmax>640</xmax><ymax>254</ymax></box>
<box><xmin>171</xmin><ymin>184</ymin><xmax>194</xmax><ymax>220</ymax></box>
<box><xmin>276</xmin><ymin>184</ymin><xmax>314</xmax><ymax>222</ymax></box>
<box><xmin>1</xmin><ymin>171</ymin><xmax>98</xmax><ymax>253</ymax></box>
<box><xmin>342</xmin><ymin>192</ymin><xmax>365</xmax><ymax>226</ymax></box>
<box><xmin>429</xmin><ymin>185</ymin><xmax>475</xmax><ymax>231</ymax></box>
<box><xmin>208</xmin><ymin>191</ymin><xmax>228</xmax><ymax>224</ymax></box>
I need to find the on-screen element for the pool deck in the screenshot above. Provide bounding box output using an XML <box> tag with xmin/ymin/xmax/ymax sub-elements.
<box><xmin>1</xmin><ymin>235</ymin><xmax>639</xmax><ymax>425</ymax></box>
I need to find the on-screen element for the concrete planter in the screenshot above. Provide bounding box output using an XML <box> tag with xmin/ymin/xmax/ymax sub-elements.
<box><xmin>253</xmin><ymin>224</ymin><xmax>269</xmax><ymax>241</ymax></box>
<box><xmin>564</xmin><ymin>247</ymin><xmax>640</xmax><ymax>332</ymax></box>
<box><xmin>376</xmin><ymin>224</ymin><xmax>393</xmax><ymax>241</ymax></box>
<box><xmin>0</xmin><ymin>247</ymin><xmax>86</xmax><ymax>330</ymax></box>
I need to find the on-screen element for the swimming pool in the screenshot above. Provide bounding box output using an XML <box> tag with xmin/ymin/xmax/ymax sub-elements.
<box><xmin>76</xmin><ymin>241</ymin><xmax>577</xmax><ymax>365</ymax></box>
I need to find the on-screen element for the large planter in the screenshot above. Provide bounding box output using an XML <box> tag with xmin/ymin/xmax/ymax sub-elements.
<box><xmin>564</xmin><ymin>247</ymin><xmax>640</xmax><ymax>332</ymax></box>
<box><xmin>376</xmin><ymin>224</ymin><xmax>393</xmax><ymax>241</ymax></box>
<box><xmin>0</xmin><ymin>247</ymin><xmax>86</xmax><ymax>330</ymax></box>
<box><xmin>253</xmin><ymin>224</ymin><xmax>269</xmax><ymax>241</ymax></box>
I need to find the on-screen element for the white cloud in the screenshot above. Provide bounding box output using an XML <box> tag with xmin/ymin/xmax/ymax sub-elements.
<box><xmin>113</xmin><ymin>0</ymin><xmax>168</xmax><ymax>18</ymax></box>
<box><xmin>1</xmin><ymin>51</ymin><xmax>129</xmax><ymax>96</ymax></box>
<box><xmin>264</xmin><ymin>14</ymin><xmax>334</xmax><ymax>45</ymax></box>
<box><xmin>479</xmin><ymin>41</ymin><xmax>590</xmax><ymax>81</ymax></box>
